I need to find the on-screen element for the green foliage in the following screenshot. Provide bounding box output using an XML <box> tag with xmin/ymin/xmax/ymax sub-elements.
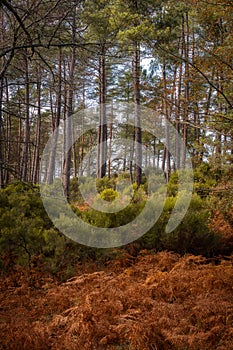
<box><xmin>194</xmin><ymin>163</ymin><xmax>217</xmax><ymax>194</ymax></box>
<box><xmin>141</xmin><ymin>193</ymin><xmax>218</xmax><ymax>257</ymax></box>
<box><xmin>0</xmin><ymin>174</ymin><xmax>232</xmax><ymax>276</ymax></box>
<box><xmin>80</xmin><ymin>184</ymin><xmax>146</xmax><ymax>228</ymax></box>
<box><xmin>100</xmin><ymin>188</ymin><xmax>119</xmax><ymax>202</ymax></box>
<box><xmin>0</xmin><ymin>182</ymin><xmax>82</xmax><ymax>274</ymax></box>
<box><xmin>0</xmin><ymin>183</ymin><xmax>49</xmax><ymax>266</ymax></box>
<box><xmin>96</xmin><ymin>176</ymin><xmax>116</xmax><ymax>192</ymax></box>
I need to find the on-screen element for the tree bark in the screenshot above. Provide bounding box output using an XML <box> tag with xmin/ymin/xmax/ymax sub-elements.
<box><xmin>0</xmin><ymin>75</ymin><xmax>4</xmax><ymax>188</ymax></box>
<box><xmin>21</xmin><ymin>52</ymin><xmax>30</xmax><ymax>182</ymax></box>
<box><xmin>97</xmin><ymin>47</ymin><xmax>107</xmax><ymax>178</ymax></box>
<box><xmin>63</xmin><ymin>24</ymin><xmax>76</xmax><ymax>198</ymax></box>
<box><xmin>132</xmin><ymin>42</ymin><xmax>142</xmax><ymax>186</ymax></box>
<box><xmin>181</xmin><ymin>12</ymin><xmax>190</xmax><ymax>168</ymax></box>
<box><xmin>108</xmin><ymin>103</ymin><xmax>113</xmax><ymax>179</ymax></box>
<box><xmin>46</xmin><ymin>48</ymin><xmax>62</xmax><ymax>184</ymax></box>
<box><xmin>32</xmin><ymin>66</ymin><xmax>42</xmax><ymax>184</ymax></box>
<box><xmin>162</xmin><ymin>61</ymin><xmax>171</xmax><ymax>182</ymax></box>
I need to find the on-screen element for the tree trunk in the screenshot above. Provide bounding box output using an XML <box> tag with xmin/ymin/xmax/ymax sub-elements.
<box><xmin>21</xmin><ymin>52</ymin><xmax>30</xmax><ymax>182</ymax></box>
<box><xmin>162</xmin><ymin>61</ymin><xmax>171</xmax><ymax>182</ymax></box>
<box><xmin>0</xmin><ymin>75</ymin><xmax>4</xmax><ymax>188</ymax></box>
<box><xmin>181</xmin><ymin>12</ymin><xmax>190</xmax><ymax>168</ymax></box>
<box><xmin>108</xmin><ymin>104</ymin><xmax>113</xmax><ymax>179</ymax></box>
<box><xmin>97</xmin><ymin>47</ymin><xmax>107</xmax><ymax>178</ymax></box>
<box><xmin>46</xmin><ymin>48</ymin><xmax>62</xmax><ymax>184</ymax></box>
<box><xmin>4</xmin><ymin>77</ymin><xmax>11</xmax><ymax>184</ymax></box>
<box><xmin>79</xmin><ymin>82</ymin><xmax>85</xmax><ymax>176</ymax></box>
<box><xmin>132</xmin><ymin>42</ymin><xmax>142</xmax><ymax>186</ymax></box>
<box><xmin>32</xmin><ymin>66</ymin><xmax>42</xmax><ymax>184</ymax></box>
<box><xmin>63</xmin><ymin>22</ymin><xmax>76</xmax><ymax>198</ymax></box>
<box><xmin>175</xmin><ymin>37</ymin><xmax>184</xmax><ymax>170</ymax></box>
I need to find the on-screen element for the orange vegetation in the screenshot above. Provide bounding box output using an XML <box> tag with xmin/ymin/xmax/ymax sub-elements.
<box><xmin>210</xmin><ymin>209</ymin><xmax>233</xmax><ymax>254</ymax></box>
<box><xmin>0</xmin><ymin>251</ymin><xmax>233</xmax><ymax>349</ymax></box>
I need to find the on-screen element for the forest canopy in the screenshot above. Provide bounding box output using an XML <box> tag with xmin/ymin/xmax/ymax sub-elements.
<box><xmin>0</xmin><ymin>0</ymin><xmax>232</xmax><ymax>190</ymax></box>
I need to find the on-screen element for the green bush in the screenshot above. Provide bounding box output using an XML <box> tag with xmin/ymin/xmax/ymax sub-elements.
<box><xmin>80</xmin><ymin>185</ymin><xmax>146</xmax><ymax>228</ymax></box>
<box><xmin>0</xmin><ymin>183</ymin><xmax>49</xmax><ymax>266</ymax></box>
<box><xmin>193</xmin><ymin>163</ymin><xmax>217</xmax><ymax>196</ymax></box>
<box><xmin>0</xmin><ymin>174</ymin><xmax>230</xmax><ymax>274</ymax></box>
<box><xmin>96</xmin><ymin>176</ymin><xmax>116</xmax><ymax>192</ymax></box>
<box><xmin>0</xmin><ymin>182</ymin><xmax>84</xmax><ymax>274</ymax></box>
<box><xmin>141</xmin><ymin>193</ymin><xmax>219</xmax><ymax>257</ymax></box>
<box><xmin>100</xmin><ymin>188</ymin><xmax>119</xmax><ymax>202</ymax></box>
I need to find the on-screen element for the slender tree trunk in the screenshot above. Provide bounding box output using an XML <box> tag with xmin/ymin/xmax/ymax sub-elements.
<box><xmin>175</xmin><ymin>37</ymin><xmax>183</xmax><ymax>170</ymax></box>
<box><xmin>129</xmin><ymin>129</ymin><xmax>135</xmax><ymax>184</ymax></box>
<box><xmin>123</xmin><ymin>86</ymin><xmax>131</xmax><ymax>173</ymax></box>
<box><xmin>17</xmin><ymin>101</ymin><xmax>22</xmax><ymax>179</ymax></box>
<box><xmin>46</xmin><ymin>48</ymin><xmax>62</xmax><ymax>184</ymax></box>
<box><xmin>216</xmin><ymin>73</ymin><xmax>223</xmax><ymax>165</ymax></box>
<box><xmin>0</xmin><ymin>75</ymin><xmax>4</xmax><ymax>188</ymax></box>
<box><xmin>21</xmin><ymin>52</ymin><xmax>30</xmax><ymax>182</ymax></box>
<box><xmin>132</xmin><ymin>42</ymin><xmax>142</xmax><ymax>186</ymax></box>
<box><xmin>4</xmin><ymin>77</ymin><xmax>11</xmax><ymax>184</ymax></box>
<box><xmin>199</xmin><ymin>68</ymin><xmax>214</xmax><ymax>164</ymax></box>
<box><xmin>97</xmin><ymin>47</ymin><xmax>107</xmax><ymax>178</ymax></box>
<box><xmin>162</xmin><ymin>61</ymin><xmax>171</xmax><ymax>182</ymax></box>
<box><xmin>0</xmin><ymin>6</ymin><xmax>6</xmax><ymax>187</ymax></box>
<box><xmin>153</xmin><ymin>137</ymin><xmax>156</xmax><ymax>169</ymax></box>
<box><xmin>32</xmin><ymin>66</ymin><xmax>42</xmax><ymax>184</ymax></box>
<box><xmin>215</xmin><ymin>18</ymin><xmax>225</xmax><ymax>167</ymax></box>
<box><xmin>181</xmin><ymin>12</ymin><xmax>190</xmax><ymax>168</ymax></box>
<box><xmin>108</xmin><ymin>103</ymin><xmax>113</xmax><ymax>179</ymax></box>
<box><xmin>79</xmin><ymin>82</ymin><xmax>85</xmax><ymax>176</ymax></box>
<box><xmin>63</xmin><ymin>22</ymin><xmax>76</xmax><ymax>198</ymax></box>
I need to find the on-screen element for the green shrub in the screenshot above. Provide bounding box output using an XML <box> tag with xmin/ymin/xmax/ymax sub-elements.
<box><xmin>81</xmin><ymin>186</ymin><xmax>146</xmax><ymax>229</ymax></box>
<box><xmin>100</xmin><ymin>188</ymin><xmax>119</xmax><ymax>202</ymax></box>
<box><xmin>141</xmin><ymin>193</ymin><xmax>218</xmax><ymax>257</ymax></box>
<box><xmin>0</xmin><ymin>182</ymin><xmax>82</xmax><ymax>273</ymax></box>
<box><xmin>96</xmin><ymin>176</ymin><xmax>116</xmax><ymax>192</ymax></box>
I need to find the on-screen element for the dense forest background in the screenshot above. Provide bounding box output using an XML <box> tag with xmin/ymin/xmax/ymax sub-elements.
<box><xmin>0</xmin><ymin>0</ymin><xmax>233</xmax><ymax>186</ymax></box>
<box><xmin>0</xmin><ymin>0</ymin><xmax>233</xmax><ymax>267</ymax></box>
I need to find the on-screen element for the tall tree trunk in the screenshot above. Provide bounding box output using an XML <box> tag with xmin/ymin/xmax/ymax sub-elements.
<box><xmin>175</xmin><ymin>37</ymin><xmax>184</xmax><ymax>170</ymax></box>
<box><xmin>216</xmin><ymin>72</ymin><xmax>223</xmax><ymax>165</ymax></box>
<box><xmin>215</xmin><ymin>18</ymin><xmax>225</xmax><ymax>167</ymax></box>
<box><xmin>199</xmin><ymin>68</ymin><xmax>214</xmax><ymax>164</ymax></box>
<box><xmin>0</xmin><ymin>6</ymin><xmax>4</xmax><ymax>188</ymax></box>
<box><xmin>17</xmin><ymin>100</ymin><xmax>22</xmax><ymax>179</ymax></box>
<box><xmin>181</xmin><ymin>12</ymin><xmax>190</xmax><ymax>168</ymax></box>
<box><xmin>97</xmin><ymin>47</ymin><xmax>107</xmax><ymax>178</ymax></box>
<box><xmin>79</xmin><ymin>82</ymin><xmax>85</xmax><ymax>176</ymax></box>
<box><xmin>4</xmin><ymin>77</ymin><xmax>11</xmax><ymax>184</ymax></box>
<box><xmin>32</xmin><ymin>66</ymin><xmax>42</xmax><ymax>184</ymax></box>
<box><xmin>162</xmin><ymin>61</ymin><xmax>171</xmax><ymax>182</ymax></box>
<box><xmin>21</xmin><ymin>52</ymin><xmax>30</xmax><ymax>182</ymax></box>
<box><xmin>108</xmin><ymin>103</ymin><xmax>113</xmax><ymax>179</ymax></box>
<box><xmin>0</xmin><ymin>75</ymin><xmax>4</xmax><ymax>188</ymax></box>
<box><xmin>46</xmin><ymin>48</ymin><xmax>62</xmax><ymax>184</ymax></box>
<box><xmin>63</xmin><ymin>23</ymin><xmax>76</xmax><ymax>198</ymax></box>
<box><xmin>133</xmin><ymin>42</ymin><xmax>142</xmax><ymax>186</ymax></box>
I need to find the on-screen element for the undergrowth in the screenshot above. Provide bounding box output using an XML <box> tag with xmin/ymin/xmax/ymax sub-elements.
<box><xmin>0</xmin><ymin>252</ymin><xmax>232</xmax><ymax>350</ymax></box>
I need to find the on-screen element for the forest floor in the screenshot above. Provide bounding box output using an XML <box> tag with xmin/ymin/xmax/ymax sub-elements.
<box><xmin>0</xmin><ymin>251</ymin><xmax>233</xmax><ymax>350</ymax></box>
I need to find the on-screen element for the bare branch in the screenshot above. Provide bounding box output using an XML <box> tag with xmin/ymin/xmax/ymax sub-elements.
<box><xmin>1</xmin><ymin>0</ymin><xmax>33</xmax><ymax>45</ymax></box>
